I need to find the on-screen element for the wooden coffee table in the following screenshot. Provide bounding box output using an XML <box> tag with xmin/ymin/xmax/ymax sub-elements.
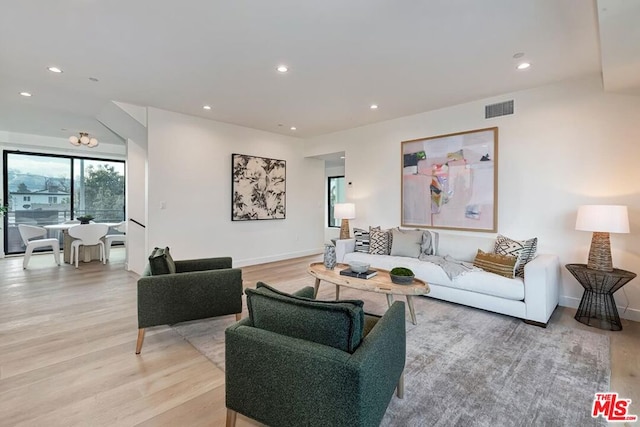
<box><xmin>307</xmin><ymin>262</ymin><xmax>430</xmax><ymax>325</ymax></box>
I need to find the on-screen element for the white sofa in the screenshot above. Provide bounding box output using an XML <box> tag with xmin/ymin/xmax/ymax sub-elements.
<box><xmin>335</xmin><ymin>233</ymin><xmax>560</xmax><ymax>326</ymax></box>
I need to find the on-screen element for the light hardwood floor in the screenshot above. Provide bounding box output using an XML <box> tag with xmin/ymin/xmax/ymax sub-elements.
<box><xmin>1</xmin><ymin>250</ymin><xmax>638</xmax><ymax>426</ymax></box>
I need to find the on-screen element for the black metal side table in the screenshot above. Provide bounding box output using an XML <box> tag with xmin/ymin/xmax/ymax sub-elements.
<box><xmin>565</xmin><ymin>263</ymin><xmax>636</xmax><ymax>331</ymax></box>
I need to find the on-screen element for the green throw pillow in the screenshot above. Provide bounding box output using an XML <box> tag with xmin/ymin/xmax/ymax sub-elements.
<box><xmin>148</xmin><ymin>247</ymin><xmax>176</xmax><ymax>275</ymax></box>
<box><xmin>246</xmin><ymin>282</ymin><xmax>365</xmax><ymax>353</ymax></box>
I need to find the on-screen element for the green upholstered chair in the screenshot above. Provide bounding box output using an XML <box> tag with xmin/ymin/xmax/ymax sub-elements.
<box><xmin>136</xmin><ymin>251</ymin><xmax>243</xmax><ymax>354</ymax></box>
<box><xmin>225</xmin><ymin>283</ymin><xmax>406</xmax><ymax>427</ymax></box>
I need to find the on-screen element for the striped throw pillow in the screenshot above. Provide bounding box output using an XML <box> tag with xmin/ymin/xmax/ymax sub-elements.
<box><xmin>353</xmin><ymin>228</ymin><xmax>370</xmax><ymax>253</ymax></box>
<box><xmin>473</xmin><ymin>249</ymin><xmax>517</xmax><ymax>279</ymax></box>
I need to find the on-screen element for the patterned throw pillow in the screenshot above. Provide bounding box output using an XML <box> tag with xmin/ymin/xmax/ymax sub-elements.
<box><xmin>473</xmin><ymin>249</ymin><xmax>517</xmax><ymax>279</ymax></box>
<box><xmin>353</xmin><ymin>228</ymin><xmax>370</xmax><ymax>253</ymax></box>
<box><xmin>493</xmin><ymin>235</ymin><xmax>538</xmax><ymax>278</ymax></box>
<box><xmin>369</xmin><ymin>227</ymin><xmax>392</xmax><ymax>255</ymax></box>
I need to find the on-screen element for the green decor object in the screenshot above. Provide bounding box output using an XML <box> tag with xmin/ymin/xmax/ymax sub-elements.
<box><xmin>389</xmin><ymin>267</ymin><xmax>415</xmax><ymax>284</ymax></box>
<box><xmin>77</xmin><ymin>215</ymin><xmax>94</xmax><ymax>224</ymax></box>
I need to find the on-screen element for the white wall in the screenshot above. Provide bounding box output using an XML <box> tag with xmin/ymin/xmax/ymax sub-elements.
<box><xmin>304</xmin><ymin>75</ymin><xmax>640</xmax><ymax>321</ymax></box>
<box><xmin>146</xmin><ymin>108</ymin><xmax>325</xmax><ymax>267</ymax></box>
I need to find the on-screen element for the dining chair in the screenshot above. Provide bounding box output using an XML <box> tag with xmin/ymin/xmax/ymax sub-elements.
<box><xmin>105</xmin><ymin>221</ymin><xmax>127</xmax><ymax>261</ymax></box>
<box><xmin>67</xmin><ymin>223</ymin><xmax>109</xmax><ymax>268</ymax></box>
<box><xmin>18</xmin><ymin>224</ymin><xmax>61</xmax><ymax>269</ymax></box>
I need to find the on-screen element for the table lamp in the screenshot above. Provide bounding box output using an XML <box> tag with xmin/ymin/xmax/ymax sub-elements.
<box><xmin>575</xmin><ymin>205</ymin><xmax>629</xmax><ymax>272</ymax></box>
<box><xmin>334</xmin><ymin>203</ymin><xmax>356</xmax><ymax>240</ymax></box>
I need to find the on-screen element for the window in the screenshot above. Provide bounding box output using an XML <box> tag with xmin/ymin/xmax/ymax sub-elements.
<box><xmin>3</xmin><ymin>151</ymin><xmax>125</xmax><ymax>254</ymax></box>
<box><xmin>328</xmin><ymin>176</ymin><xmax>346</xmax><ymax>227</ymax></box>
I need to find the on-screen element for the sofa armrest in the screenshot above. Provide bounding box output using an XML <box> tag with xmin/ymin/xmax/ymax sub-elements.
<box><xmin>523</xmin><ymin>254</ymin><xmax>560</xmax><ymax>324</ymax></box>
<box><xmin>174</xmin><ymin>256</ymin><xmax>232</xmax><ymax>272</ymax></box>
<box><xmin>335</xmin><ymin>238</ymin><xmax>356</xmax><ymax>263</ymax></box>
<box><xmin>138</xmin><ymin>268</ymin><xmax>242</xmax><ymax>328</ymax></box>
<box><xmin>225</xmin><ymin>301</ymin><xmax>405</xmax><ymax>427</ymax></box>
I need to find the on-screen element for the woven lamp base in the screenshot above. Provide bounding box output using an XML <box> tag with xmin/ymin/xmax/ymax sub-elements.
<box><xmin>587</xmin><ymin>231</ymin><xmax>613</xmax><ymax>272</ymax></box>
<box><xmin>339</xmin><ymin>219</ymin><xmax>351</xmax><ymax>240</ymax></box>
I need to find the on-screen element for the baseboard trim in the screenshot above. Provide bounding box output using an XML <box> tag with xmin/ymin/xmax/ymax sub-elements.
<box><xmin>559</xmin><ymin>295</ymin><xmax>640</xmax><ymax>323</ymax></box>
<box><xmin>235</xmin><ymin>248</ymin><xmax>322</xmax><ymax>268</ymax></box>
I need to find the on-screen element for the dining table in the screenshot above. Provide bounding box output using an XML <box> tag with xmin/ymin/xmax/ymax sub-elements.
<box><xmin>44</xmin><ymin>222</ymin><xmax>121</xmax><ymax>264</ymax></box>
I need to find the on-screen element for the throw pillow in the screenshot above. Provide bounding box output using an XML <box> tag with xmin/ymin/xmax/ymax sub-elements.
<box><xmin>390</xmin><ymin>228</ymin><xmax>423</xmax><ymax>258</ymax></box>
<box><xmin>246</xmin><ymin>282</ymin><xmax>365</xmax><ymax>353</ymax></box>
<box><xmin>353</xmin><ymin>227</ymin><xmax>370</xmax><ymax>253</ymax></box>
<box><xmin>493</xmin><ymin>235</ymin><xmax>537</xmax><ymax>278</ymax></box>
<box><xmin>369</xmin><ymin>227</ymin><xmax>392</xmax><ymax>255</ymax></box>
<box><xmin>148</xmin><ymin>246</ymin><xmax>176</xmax><ymax>275</ymax></box>
<box><xmin>473</xmin><ymin>249</ymin><xmax>517</xmax><ymax>279</ymax></box>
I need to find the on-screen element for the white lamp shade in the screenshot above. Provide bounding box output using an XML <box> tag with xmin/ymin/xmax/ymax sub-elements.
<box><xmin>69</xmin><ymin>136</ymin><xmax>80</xmax><ymax>145</ymax></box>
<box><xmin>334</xmin><ymin>203</ymin><xmax>356</xmax><ymax>220</ymax></box>
<box><xmin>575</xmin><ymin>205</ymin><xmax>629</xmax><ymax>233</ymax></box>
<box><xmin>80</xmin><ymin>135</ymin><xmax>90</xmax><ymax>145</ymax></box>
<box><xmin>88</xmin><ymin>138</ymin><xmax>98</xmax><ymax>147</ymax></box>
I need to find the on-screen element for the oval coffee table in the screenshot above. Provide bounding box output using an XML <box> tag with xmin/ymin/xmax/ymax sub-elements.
<box><xmin>307</xmin><ymin>262</ymin><xmax>430</xmax><ymax>325</ymax></box>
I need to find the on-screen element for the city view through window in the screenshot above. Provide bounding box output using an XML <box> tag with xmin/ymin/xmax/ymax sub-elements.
<box><xmin>2</xmin><ymin>152</ymin><xmax>125</xmax><ymax>254</ymax></box>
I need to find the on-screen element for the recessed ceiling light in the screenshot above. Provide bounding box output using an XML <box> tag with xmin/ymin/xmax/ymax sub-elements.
<box><xmin>203</xmin><ymin>105</ymin><xmax>211</xmax><ymax>110</ymax></box>
<box><xmin>290</xmin><ymin>126</ymin><xmax>296</xmax><ymax>131</ymax></box>
<box><xmin>47</xmin><ymin>66</ymin><xmax>63</xmax><ymax>73</ymax></box>
<box><xmin>513</xmin><ymin>52</ymin><xmax>524</xmax><ymax>59</ymax></box>
<box><xmin>340</xmin><ymin>156</ymin><xmax>345</xmax><ymax>159</ymax></box>
<box><xmin>517</xmin><ymin>62</ymin><xmax>531</xmax><ymax>70</ymax></box>
<box><xmin>89</xmin><ymin>77</ymin><xmax>99</xmax><ymax>82</ymax></box>
<box><xmin>20</xmin><ymin>92</ymin><xmax>32</xmax><ymax>97</ymax></box>
<box><xmin>276</xmin><ymin>65</ymin><xmax>289</xmax><ymax>73</ymax></box>
<box><xmin>370</xmin><ymin>104</ymin><xmax>378</xmax><ymax>109</ymax></box>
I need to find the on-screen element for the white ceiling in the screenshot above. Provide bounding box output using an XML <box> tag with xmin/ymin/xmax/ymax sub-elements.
<box><xmin>0</xmin><ymin>0</ymin><xmax>637</xmax><ymax>145</ymax></box>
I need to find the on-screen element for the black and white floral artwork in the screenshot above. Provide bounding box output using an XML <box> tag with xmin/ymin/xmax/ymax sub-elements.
<box><xmin>232</xmin><ymin>154</ymin><xmax>286</xmax><ymax>220</ymax></box>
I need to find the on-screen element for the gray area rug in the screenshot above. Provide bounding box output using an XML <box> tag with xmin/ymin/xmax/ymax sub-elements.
<box><xmin>172</xmin><ymin>283</ymin><xmax>610</xmax><ymax>427</ymax></box>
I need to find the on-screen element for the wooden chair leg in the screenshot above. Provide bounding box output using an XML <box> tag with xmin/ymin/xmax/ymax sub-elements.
<box><xmin>396</xmin><ymin>372</ymin><xmax>404</xmax><ymax>399</ymax></box>
<box><xmin>226</xmin><ymin>408</ymin><xmax>237</xmax><ymax>427</ymax></box>
<box><xmin>235</xmin><ymin>313</ymin><xmax>242</xmax><ymax>321</ymax></box>
<box><xmin>135</xmin><ymin>328</ymin><xmax>145</xmax><ymax>354</ymax></box>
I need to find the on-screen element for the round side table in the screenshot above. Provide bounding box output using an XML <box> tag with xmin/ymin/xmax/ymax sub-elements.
<box><xmin>565</xmin><ymin>263</ymin><xmax>636</xmax><ymax>331</ymax></box>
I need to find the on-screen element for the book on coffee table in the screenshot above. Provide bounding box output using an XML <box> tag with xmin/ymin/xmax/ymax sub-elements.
<box><xmin>339</xmin><ymin>268</ymin><xmax>378</xmax><ymax>279</ymax></box>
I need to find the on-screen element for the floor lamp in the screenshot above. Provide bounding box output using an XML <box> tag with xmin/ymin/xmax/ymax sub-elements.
<box><xmin>334</xmin><ymin>203</ymin><xmax>356</xmax><ymax>240</ymax></box>
<box><xmin>575</xmin><ymin>205</ymin><xmax>629</xmax><ymax>272</ymax></box>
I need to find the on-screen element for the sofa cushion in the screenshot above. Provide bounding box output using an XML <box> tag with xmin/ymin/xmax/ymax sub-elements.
<box><xmin>473</xmin><ymin>249</ymin><xmax>517</xmax><ymax>279</ymax></box>
<box><xmin>343</xmin><ymin>251</ymin><xmax>525</xmax><ymax>301</ymax></box>
<box><xmin>245</xmin><ymin>282</ymin><xmax>365</xmax><ymax>353</ymax></box>
<box><xmin>353</xmin><ymin>227</ymin><xmax>371</xmax><ymax>253</ymax></box>
<box><xmin>370</xmin><ymin>227</ymin><xmax>392</xmax><ymax>255</ymax></box>
<box><xmin>494</xmin><ymin>235</ymin><xmax>538</xmax><ymax>278</ymax></box>
<box><xmin>148</xmin><ymin>247</ymin><xmax>176</xmax><ymax>275</ymax></box>
<box><xmin>390</xmin><ymin>228</ymin><xmax>422</xmax><ymax>258</ymax></box>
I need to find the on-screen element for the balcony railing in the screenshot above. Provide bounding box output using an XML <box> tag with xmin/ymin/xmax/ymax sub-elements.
<box><xmin>3</xmin><ymin>209</ymin><xmax>125</xmax><ymax>255</ymax></box>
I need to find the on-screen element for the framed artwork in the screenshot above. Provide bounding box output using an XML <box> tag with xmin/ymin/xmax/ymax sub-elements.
<box><xmin>401</xmin><ymin>127</ymin><xmax>498</xmax><ymax>232</ymax></box>
<box><xmin>232</xmin><ymin>153</ymin><xmax>286</xmax><ymax>221</ymax></box>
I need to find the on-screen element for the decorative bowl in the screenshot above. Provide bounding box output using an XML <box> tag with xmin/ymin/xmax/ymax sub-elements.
<box><xmin>390</xmin><ymin>273</ymin><xmax>415</xmax><ymax>285</ymax></box>
<box><xmin>349</xmin><ymin>261</ymin><xmax>370</xmax><ymax>273</ymax></box>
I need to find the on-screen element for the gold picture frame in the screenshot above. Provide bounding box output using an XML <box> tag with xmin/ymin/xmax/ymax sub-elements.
<box><xmin>401</xmin><ymin>127</ymin><xmax>498</xmax><ymax>232</ymax></box>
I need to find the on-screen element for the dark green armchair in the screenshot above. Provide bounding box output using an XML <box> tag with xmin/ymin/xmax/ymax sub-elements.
<box><xmin>136</xmin><ymin>252</ymin><xmax>243</xmax><ymax>354</ymax></box>
<box><xmin>225</xmin><ymin>283</ymin><xmax>406</xmax><ymax>427</ymax></box>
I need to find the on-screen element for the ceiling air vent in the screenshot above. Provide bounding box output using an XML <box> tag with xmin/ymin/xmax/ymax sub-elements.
<box><xmin>485</xmin><ymin>100</ymin><xmax>514</xmax><ymax>119</ymax></box>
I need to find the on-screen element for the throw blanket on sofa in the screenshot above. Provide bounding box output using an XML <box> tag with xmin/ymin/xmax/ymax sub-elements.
<box><xmin>419</xmin><ymin>254</ymin><xmax>481</xmax><ymax>280</ymax></box>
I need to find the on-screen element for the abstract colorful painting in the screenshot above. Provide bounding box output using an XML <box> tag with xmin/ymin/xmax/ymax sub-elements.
<box><xmin>232</xmin><ymin>154</ymin><xmax>286</xmax><ymax>221</ymax></box>
<box><xmin>401</xmin><ymin>127</ymin><xmax>498</xmax><ymax>232</ymax></box>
